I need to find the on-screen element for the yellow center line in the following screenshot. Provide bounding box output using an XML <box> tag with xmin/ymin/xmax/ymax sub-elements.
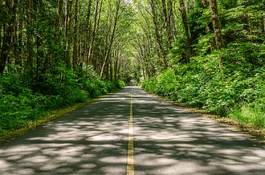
<box><xmin>127</xmin><ymin>93</ymin><xmax>134</xmax><ymax>175</ymax></box>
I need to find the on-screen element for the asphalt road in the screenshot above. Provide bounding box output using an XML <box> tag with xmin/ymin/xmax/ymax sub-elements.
<box><xmin>0</xmin><ymin>86</ymin><xmax>265</xmax><ymax>175</ymax></box>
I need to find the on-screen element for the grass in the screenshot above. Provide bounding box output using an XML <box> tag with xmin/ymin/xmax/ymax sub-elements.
<box><xmin>230</xmin><ymin>106</ymin><xmax>265</xmax><ymax>130</ymax></box>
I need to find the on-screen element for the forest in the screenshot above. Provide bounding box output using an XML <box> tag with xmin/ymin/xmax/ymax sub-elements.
<box><xmin>0</xmin><ymin>0</ymin><xmax>265</xmax><ymax>137</ymax></box>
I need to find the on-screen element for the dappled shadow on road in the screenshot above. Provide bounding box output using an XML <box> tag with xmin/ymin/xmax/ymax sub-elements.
<box><xmin>131</xmin><ymin>88</ymin><xmax>265</xmax><ymax>175</ymax></box>
<box><xmin>0</xmin><ymin>86</ymin><xmax>265</xmax><ymax>175</ymax></box>
<box><xmin>0</xmin><ymin>89</ymin><xmax>132</xmax><ymax>175</ymax></box>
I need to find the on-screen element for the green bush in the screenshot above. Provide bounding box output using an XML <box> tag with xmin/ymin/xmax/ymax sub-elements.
<box><xmin>142</xmin><ymin>55</ymin><xmax>265</xmax><ymax>120</ymax></box>
<box><xmin>142</xmin><ymin>0</ymin><xmax>265</xmax><ymax>130</ymax></box>
<box><xmin>0</xmin><ymin>65</ymin><xmax>124</xmax><ymax>134</ymax></box>
<box><xmin>231</xmin><ymin>106</ymin><xmax>265</xmax><ymax>129</ymax></box>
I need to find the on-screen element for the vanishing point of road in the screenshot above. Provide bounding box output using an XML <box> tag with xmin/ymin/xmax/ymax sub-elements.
<box><xmin>0</xmin><ymin>87</ymin><xmax>265</xmax><ymax>175</ymax></box>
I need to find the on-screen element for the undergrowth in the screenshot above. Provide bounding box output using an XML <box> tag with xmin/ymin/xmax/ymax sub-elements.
<box><xmin>0</xmin><ymin>65</ymin><xmax>125</xmax><ymax>135</ymax></box>
<box><xmin>142</xmin><ymin>0</ymin><xmax>265</xmax><ymax>131</ymax></box>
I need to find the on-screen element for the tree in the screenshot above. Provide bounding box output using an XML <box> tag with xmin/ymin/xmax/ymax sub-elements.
<box><xmin>100</xmin><ymin>0</ymin><xmax>122</xmax><ymax>78</ymax></box>
<box><xmin>0</xmin><ymin>0</ymin><xmax>16</xmax><ymax>73</ymax></box>
<box><xmin>209</xmin><ymin>0</ymin><xmax>223</xmax><ymax>49</ymax></box>
<box><xmin>179</xmin><ymin>0</ymin><xmax>192</xmax><ymax>62</ymax></box>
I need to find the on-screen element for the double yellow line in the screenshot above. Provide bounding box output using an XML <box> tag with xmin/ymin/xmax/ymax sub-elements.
<box><xmin>127</xmin><ymin>93</ymin><xmax>134</xmax><ymax>175</ymax></box>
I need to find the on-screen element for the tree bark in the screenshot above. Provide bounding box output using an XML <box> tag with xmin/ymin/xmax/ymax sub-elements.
<box><xmin>64</xmin><ymin>0</ymin><xmax>73</xmax><ymax>67</ymax></box>
<box><xmin>0</xmin><ymin>0</ymin><xmax>17</xmax><ymax>73</ymax></box>
<box><xmin>263</xmin><ymin>12</ymin><xmax>265</xmax><ymax>33</ymax></box>
<box><xmin>179</xmin><ymin>0</ymin><xmax>192</xmax><ymax>62</ymax></box>
<box><xmin>150</xmin><ymin>0</ymin><xmax>168</xmax><ymax>68</ymax></box>
<box><xmin>209</xmin><ymin>0</ymin><xmax>223</xmax><ymax>49</ymax></box>
<box><xmin>72</xmin><ymin>0</ymin><xmax>79</xmax><ymax>70</ymax></box>
<box><xmin>87</xmin><ymin>0</ymin><xmax>102</xmax><ymax>65</ymax></box>
<box><xmin>100</xmin><ymin>0</ymin><xmax>121</xmax><ymax>78</ymax></box>
<box><xmin>0</xmin><ymin>23</ymin><xmax>12</xmax><ymax>73</ymax></box>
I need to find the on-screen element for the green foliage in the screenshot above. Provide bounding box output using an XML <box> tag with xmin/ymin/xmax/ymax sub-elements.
<box><xmin>0</xmin><ymin>65</ymin><xmax>123</xmax><ymax>134</ymax></box>
<box><xmin>231</xmin><ymin>106</ymin><xmax>265</xmax><ymax>129</ymax></box>
<box><xmin>112</xmin><ymin>80</ymin><xmax>126</xmax><ymax>90</ymax></box>
<box><xmin>143</xmin><ymin>69</ymin><xmax>177</xmax><ymax>97</ymax></box>
<box><xmin>143</xmin><ymin>0</ymin><xmax>265</xmax><ymax>130</ymax></box>
<box><xmin>143</xmin><ymin>54</ymin><xmax>265</xmax><ymax>118</ymax></box>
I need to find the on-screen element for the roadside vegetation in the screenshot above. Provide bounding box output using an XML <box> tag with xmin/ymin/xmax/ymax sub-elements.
<box><xmin>135</xmin><ymin>0</ymin><xmax>265</xmax><ymax>130</ymax></box>
<box><xmin>0</xmin><ymin>68</ymin><xmax>124</xmax><ymax>136</ymax></box>
<box><xmin>0</xmin><ymin>0</ymin><xmax>129</xmax><ymax>137</ymax></box>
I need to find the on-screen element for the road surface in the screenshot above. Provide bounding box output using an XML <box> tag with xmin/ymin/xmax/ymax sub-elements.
<box><xmin>0</xmin><ymin>87</ymin><xmax>265</xmax><ymax>175</ymax></box>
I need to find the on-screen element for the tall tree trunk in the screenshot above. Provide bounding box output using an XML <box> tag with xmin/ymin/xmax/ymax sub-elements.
<box><xmin>83</xmin><ymin>0</ymin><xmax>92</xmax><ymax>66</ymax></box>
<box><xmin>150</xmin><ymin>0</ymin><xmax>168</xmax><ymax>68</ymax></box>
<box><xmin>100</xmin><ymin>0</ymin><xmax>121</xmax><ymax>78</ymax></box>
<box><xmin>168</xmin><ymin>0</ymin><xmax>175</xmax><ymax>45</ymax></box>
<box><xmin>11</xmin><ymin>0</ymin><xmax>18</xmax><ymax>65</ymax></box>
<box><xmin>179</xmin><ymin>0</ymin><xmax>192</xmax><ymax>63</ymax></box>
<box><xmin>72</xmin><ymin>0</ymin><xmax>79</xmax><ymax>70</ymax></box>
<box><xmin>209</xmin><ymin>0</ymin><xmax>223</xmax><ymax>49</ymax></box>
<box><xmin>56</xmin><ymin>0</ymin><xmax>63</xmax><ymax>39</ymax></box>
<box><xmin>0</xmin><ymin>0</ymin><xmax>16</xmax><ymax>73</ymax></box>
<box><xmin>0</xmin><ymin>24</ymin><xmax>12</xmax><ymax>73</ymax></box>
<box><xmin>16</xmin><ymin>2</ymin><xmax>23</xmax><ymax>66</ymax></box>
<box><xmin>64</xmin><ymin>0</ymin><xmax>73</xmax><ymax>67</ymax></box>
<box><xmin>263</xmin><ymin>13</ymin><xmax>265</xmax><ymax>33</ymax></box>
<box><xmin>26</xmin><ymin>0</ymin><xmax>34</xmax><ymax>74</ymax></box>
<box><xmin>87</xmin><ymin>0</ymin><xmax>102</xmax><ymax>66</ymax></box>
